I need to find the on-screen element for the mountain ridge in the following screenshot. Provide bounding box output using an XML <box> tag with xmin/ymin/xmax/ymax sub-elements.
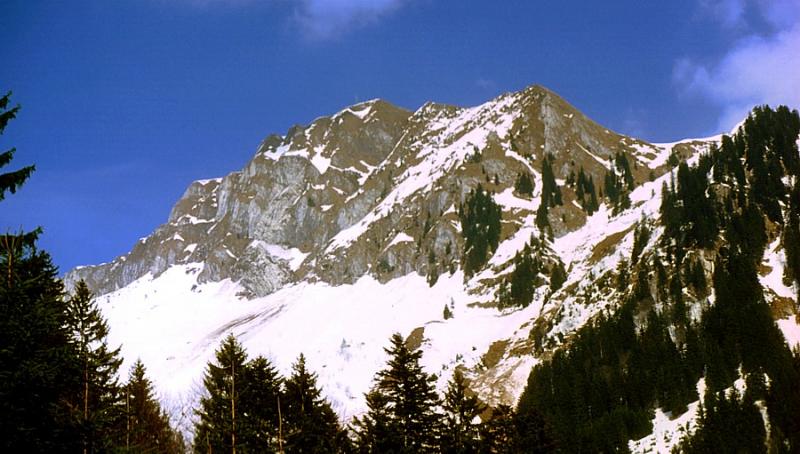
<box><xmin>65</xmin><ymin>84</ymin><xmax>679</xmax><ymax>295</ymax></box>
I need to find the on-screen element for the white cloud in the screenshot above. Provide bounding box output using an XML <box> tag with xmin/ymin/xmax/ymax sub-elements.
<box><xmin>291</xmin><ymin>0</ymin><xmax>408</xmax><ymax>40</ymax></box>
<box><xmin>674</xmin><ymin>25</ymin><xmax>800</xmax><ymax>131</ymax></box>
<box><xmin>676</xmin><ymin>0</ymin><xmax>800</xmax><ymax>132</ymax></box>
<box><xmin>166</xmin><ymin>0</ymin><xmax>409</xmax><ymax>39</ymax></box>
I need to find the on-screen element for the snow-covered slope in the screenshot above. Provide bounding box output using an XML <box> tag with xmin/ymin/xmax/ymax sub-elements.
<box><xmin>67</xmin><ymin>85</ymin><xmax>799</xmax><ymax>444</ymax></box>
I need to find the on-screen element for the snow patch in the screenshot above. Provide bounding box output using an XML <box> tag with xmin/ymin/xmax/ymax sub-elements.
<box><xmin>387</xmin><ymin>231</ymin><xmax>414</xmax><ymax>248</ymax></box>
<box><xmin>760</xmin><ymin>238</ymin><xmax>797</xmax><ymax>300</ymax></box>
<box><xmin>262</xmin><ymin>244</ymin><xmax>309</xmax><ymax>271</ymax></box>
<box><xmin>777</xmin><ymin>316</ymin><xmax>800</xmax><ymax>349</ymax></box>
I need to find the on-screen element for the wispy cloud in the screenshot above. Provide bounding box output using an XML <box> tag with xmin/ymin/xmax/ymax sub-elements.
<box><xmin>291</xmin><ymin>0</ymin><xmax>408</xmax><ymax>40</ymax></box>
<box><xmin>675</xmin><ymin>0</ymin><xmax>800</xmax><ymax>132</ymax></box>
<box><xmin>475</xmin><ymin>78</ymin><xmax>497</xmax><ymax>91</ymax></box>
<box><xmin>164</xmin><ymin>0</ymin><xmax>409</xmax><ymax>39</ymax></box>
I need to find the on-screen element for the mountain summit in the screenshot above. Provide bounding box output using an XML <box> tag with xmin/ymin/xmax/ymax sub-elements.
<box><xmin>67</xmin><ymin>85</ymin><xmax>679</xmax><ymax>297</ymax></box>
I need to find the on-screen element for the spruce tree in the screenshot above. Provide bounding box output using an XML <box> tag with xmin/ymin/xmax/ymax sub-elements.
<box><xmin>0</xmin><ymin>92</ymin><xmax>82</xmax><ymax>451</ymax></box>
<box><xmin>193</xmin><ymin>334</ymin><xmax>249</xmax><ymax>453</ymax></box>
<box><xmin>354</xmin><ymin>333</ymin><xmax>441</xmax><ymax>453</ymax></box>
<box><xmin>65</xmin><ymin>280</ymin><xmax>124</xmax><ymax>453</ymax></box>
<box><xmin>513</xmin><ymin>405</ymin><xmax>555</xmax><ymax>454</ymax></box>
<box><xmin>240</xmin><ymin>355</ymin><xmax>282</xmax><ymax>451</ymax></box>
<box><xmin>0</xmin><ymin>91</ymin><xmax>35</xmax><ymax>201</ymax></box>
<box><xmin>441</xmin><ymin>370</ymin><xmax>485</xmax><ymax>453</ymax></box>
<box><xmin>540</xmin><ymin>154</ymin><xmax>562</xmax><ymax>209</ymax></box>
<box><xmin>478</xmin><ymin>405</ymin><xmax>517</xmax><ymax>454</ymax></box>
<box><xmin>352</xmin><ymin>389</ymin><xmax>399</xmax><ymax>453</ymax></box>
<box><xmin>783</xmin><ymin>182</ymin><xmax>800</xmax><ymax>289</ymax></box>
<box><xmin>513</xmin><ymin>172</ymin><xmax>534</xmax><ymax>197</ymax></box>
<box><xmin>0</xmin><ymin>239</ymin><xmax>82</xmax><ymax>452</ymax></box>
<box><xmin>282</xmin><ymin>354</ymin><xmax>345</xmax><ymax>453</ymax></box>
<box><xmin>500</xmin><ymin>243</ymin><xmax>539</xmax><ymax>309</ymax></box>
<box><xmin>123</xmin><ymin>359</ymin><xmax>182</xmax><ymax>453</ymax></box>
<box><xmin>460</xmin><ymin>185</ymin><xmax>502</xmax><ymax>277</ymax></box>
<box><xmin>535</xmin><ymin>198</ymin><xmax>550</xmax><ymax>231</ymax></box>
<box><xmin>549</xmin><ymin>261</ymin><xmax>567</xmax><ymax>292</ymax></box>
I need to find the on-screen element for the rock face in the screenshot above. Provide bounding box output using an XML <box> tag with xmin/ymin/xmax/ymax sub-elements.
<box><xmin>66</xmin><ymin>99</ymin><xmax>412</xmax><ymax>297</ymax></box>
<box><xmin>65</xmin><ymin>85</ymin><xmax>686</xmax><ymax>298</ymax></box>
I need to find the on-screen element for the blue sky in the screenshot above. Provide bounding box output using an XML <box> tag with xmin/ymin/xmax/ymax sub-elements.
<box><xmin>2</xmin><ymin>0</ymin><xmax>798</xmax><ymax>272</ymax></box>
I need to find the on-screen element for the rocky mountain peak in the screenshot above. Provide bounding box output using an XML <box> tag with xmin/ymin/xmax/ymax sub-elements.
<box><xmin>65</xmin><ymin>85</ymin><xmax>696</xmax><ymax>298</ymax></box>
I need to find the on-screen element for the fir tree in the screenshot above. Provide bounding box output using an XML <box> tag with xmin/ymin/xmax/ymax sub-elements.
<box><xmin>65</xmin><ymin>280</ymin><xmax>124</xmax><ymax>453</ymax></box>
<box><xmin>352</xmin><ymin>389</ymin><xmax>398</xmax><ymax>453</ymax></box>
<box><xmin>0</xmin><ymin>92</ymin><xmax>34</xmax><ymax>201</ymax></box>
<box><xmin>354</xmin><ymin>333</ymin><xmax>441</xmax><ymax>453</ymax></box>
<box><xmin>630</xmin><ymin>221</ymin><xmax>651</xmax><ymax>264</ymax></box>
<box><xmin>499</xmin><ymin>243</ymin><xmax>540</xmax><ymax>309</ymax></box>
<box><xmin>443</xmin><ymin>304</ymin><xmax>453</xmax><ymax>320</ymax></box>
<box><xmin>0</xmin><ymin>93</ymin><xmax>82</xmax><ymax>451</ymax></box>
<box><xmin>123</xmin><ymin>359</ymin><xmax>182</xmax><ymax>453</ymax></box>
<box><xmin>440</xmin><ymin>370</ymin><xmax>485</xmax><ymax>453</ymax></box>
<box><xmin>614</xmin><ymin>152</ymin><xmax>635</xmax><ymax>190</ymax></box>
<box><xmin>460</xmin><ymin>185</ymin><xmax>502</xmax><ymax>277</ymax></box>
<box><xmin>534</xmin><ymin>198</ymin><xmax>550</xmax><ymax>231</ymax></box>
<box><xmin>574</xmin><ymin>167</ymin><xmax>599</xmax><ymax>214</ymax></box>
<box><xmin>240</xmin><ymin>356</ymin><xmax>282</xmax><ymax>452</ymax></box>
<box><xmin>783</xmin><ymin>182</ymin><xmax>800</xmax><ymax>289</ymax></box>
<box><xmin>478</xmin><ymin>405</ymin><xmax>517</xmax><ymax>454</ymax></box>
<box><xmin>193</xmin><ymin>334</ymin><xmax>249</xmax><ymax>453</ymax></box>
<box><xmin>513</xmin><ymin>172</ymin><xmax>534</xmax><ymax>197</ymax></box>
<box><xmin>282</xmin><ymin>354</ymin><xmax>345</xmax><ymax>453</ymax></box>
<box><xmin>680</xmin><ymin>388</ymin><xmax>767</xmax><ymax>454</ymax></box>
<box><xmin>513</xmin><ymin>405</ymin><xmax>555</xmax><ymax>454</ymax></box>
<box><xmin>549</xmin><ymin>261</ymin><xmax>568</xmax><ymax>292</ymax></box>
<box><xmin>540</xmin><ymin>154</ymin><xmax>562</xmax><ymax>209</ymax></box>
<box><xmin>0</xmin><ymin>238</ymin><xmax>82</xmax><ymax>452</ymax></box>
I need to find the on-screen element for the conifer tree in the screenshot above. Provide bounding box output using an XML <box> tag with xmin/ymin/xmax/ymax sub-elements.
<box><xmin>440</xmin><ymin>370</ymin><xmax>485</xmax><ymax>453</ymax></box>
<box><xmin>478</xmin><ymin>405</ymin><xmax>517</xmax><ymax>454</ymax></box>
<box><xmin>1</xmin><ymin>92</ymin><xmax>82</xmax><ymax>451</ymax></box>
<box><xmin>65</xmin><ymin>280</ymin><xmax>124</xmax><ymax>453</ymax></box>
<box><xmin>574</xmin><ymin>168</ymin><xmax>599</xmax><ymax>214</ymax></box>
<box><xmin>549</xmin><ymin>261</ymin><xmax>568</xmax><ymax>292</ymax></box>
<box><xmin>499</xmin><ymin>243</ymin><xmax>539</xmax><ymax>309</ymax></box>
<box><xmin>240</xmin><ymin>355</ymin><xmax>282</xmax><ymax>451</ymax></box>
<box><xmin>614</xmin><ymin>152</ymin><xmax>634</xmax><ymax>190</ymax></box>
<box><xmin>513</xmin><ymin>172</ymin><xmax>534</xmax><ymax>197</ymax></box>
<box><xmin>534</xmin><ymin>198</ymin><xmax>550</xmax><ymax>231</ymax></box>
<box><xmin>352</xmin><ymin>389</ymin><xmax>398</xmax><ymax>453</ymax></box>
<box><xmin>0</xmin><ymin>238</ymin><xmax>82</xmax><ymax>452</ymax></box>
<box><xmin>354</xmin><ymin>333</ymin><xmax>441</xmax><ymax>453</ymax></box>
<box><xmin>193</xmin><ymin>334</ymin><xmax>249</xmax><ymax>453</ymax></box>
<box><xmin>783</xmin><ymin>182</ymin><xmax>800</xmax><ymax>289</ymax></box>
<box><xmin>460</xmin><ymin>185</ymin><xmax>502</xmax><ymax>277</ymax></box>
<box><xmin>0</xmin><ymin>92</ymin><xmax>34</xmax><ymax>201</ymax></box>
<box><xmin>282</xmin><ymin>354</ymin><xmax>345</xmax><ymax>453</ymax></box>
<box><xmin>680</xmin><ymin>388</ymin><xmax>766</xmax><ymax>454</ymax></box>
<box><xmin>630</xmin><ymin>221</ymin><xmax>650</xmax><ymax>264</ymax></box>
<box><xmin>513</xmin><ymin>405</ymin><xmax>555</xmax><ymax>454</ymax></box>
<box><xmin>123</xmin><ymin>359</ymin><xmax>182</xmax><ymax>453</ymax></box>
<box><xmin>540</xmin><ymin>154</ymin><xmax>562</xmax><ymax>209</ymax></box>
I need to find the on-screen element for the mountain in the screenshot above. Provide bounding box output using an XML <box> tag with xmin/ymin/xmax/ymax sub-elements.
<box><xmin>65</xmin><ymin>85</ymin><xmax>800</xmax><ymax>449</ymax></box>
